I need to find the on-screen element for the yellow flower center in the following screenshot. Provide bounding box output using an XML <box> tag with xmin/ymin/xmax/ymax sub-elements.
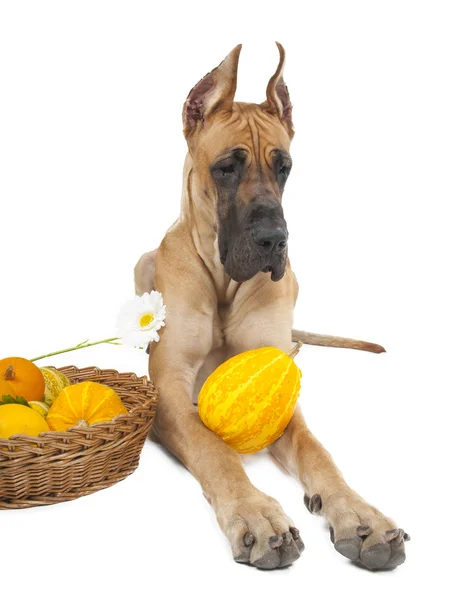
<box><xmin>140</xmin><ymin>313</ymin><xmax>154</xmax><ymax>328</ymax></box>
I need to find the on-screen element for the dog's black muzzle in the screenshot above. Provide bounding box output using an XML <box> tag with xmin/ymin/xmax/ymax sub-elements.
<box><xmin>220</xmin><ymin>199</ymin><xmax>289</xmax><ymax>283</ymax></box>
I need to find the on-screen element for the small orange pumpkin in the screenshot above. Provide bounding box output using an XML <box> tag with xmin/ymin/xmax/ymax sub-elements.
<box><xmin>46</xmin><ymin>381</ymin><xmax>128</xmax><ymax>431</ymax></box>
<box><xmin>0</xmin><ymin>357</ymin><xmax>45</xmax><ymax>403</ymax></box>
<box><xmin>0</xmin><ymin>380</ymin><xmax>15</xmax><ymax>400</ymax></box>
<box><xmin>198</xmin><ymin>345</ymin><xmax>302</xmax><ymax>454</ymax></box>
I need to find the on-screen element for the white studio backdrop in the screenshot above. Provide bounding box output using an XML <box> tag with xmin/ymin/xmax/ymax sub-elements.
<box><xmin>0</xmin><ymin>1</ymin><xmax>449</xmax><ymax>599</ymax></box>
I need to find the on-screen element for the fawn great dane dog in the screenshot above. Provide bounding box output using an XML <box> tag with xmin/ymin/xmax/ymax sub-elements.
<box><xmin>135</xmin><ymin>44</ymin><xmax>408</xmax><ymax>570</ymax></box>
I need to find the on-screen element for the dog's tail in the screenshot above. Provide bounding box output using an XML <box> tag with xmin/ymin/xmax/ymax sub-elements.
<box><xmin>292</xmin><ymin>329</ymin><xmax>386</xmax><ymax>354</ymax></box>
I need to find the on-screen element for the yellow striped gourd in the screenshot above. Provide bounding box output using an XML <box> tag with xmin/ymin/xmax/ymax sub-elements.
<box><xmin>198</xmin><ymin>345</ymin><xmax>301</xmax><ymax>454</ymax></box>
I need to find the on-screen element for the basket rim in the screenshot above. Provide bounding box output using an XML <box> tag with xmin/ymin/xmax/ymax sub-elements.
<box><xmin>0</xmin><ymin>365</ymin><xmax>157</xmax><ymax>446</ymax></box>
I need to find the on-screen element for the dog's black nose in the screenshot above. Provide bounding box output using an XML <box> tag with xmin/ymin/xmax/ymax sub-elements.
<box><xmin>253</xmin><ymin>227</ymin><xmax>288</xmax><ymax>253</ymax></box>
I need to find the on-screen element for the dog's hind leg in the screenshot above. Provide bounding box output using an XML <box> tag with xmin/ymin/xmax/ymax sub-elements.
<box><xmin>134</xmin><ymin>249</ymin><xmax>157</xmax><ymax>295</ymax></box>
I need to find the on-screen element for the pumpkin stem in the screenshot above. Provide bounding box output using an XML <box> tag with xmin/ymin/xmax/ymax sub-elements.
<box><xmin>288</xmin><ymin>341</ymin><xmax>302</xmax><ymax>359</ymax></box>
<box><xmin>4</xmin><ymin>365</ymin><xmax>15</xmax><ymax>381</ymax></box>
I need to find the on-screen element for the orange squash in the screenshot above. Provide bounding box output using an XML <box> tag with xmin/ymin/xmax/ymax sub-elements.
<box><xmin>46</xmin><ymin>381</ymin><xmax>128</xmax><ymax>431</ymax></box>
<box><xmin>0</xmin><ymin>357</ymin><xmax>45</xmax><ymax>403</ymax></box>
<box><xmin>198</xmin><ymin>346</ymin><xmax>301</xmax><ymax>454</ymax></box>
<box><xmin>0</xmin><ymin>380</ymin><xmax>15</xmax><ymax>400</ymax></box>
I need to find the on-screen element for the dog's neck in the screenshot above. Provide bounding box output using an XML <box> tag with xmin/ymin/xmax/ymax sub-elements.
<box><xmin>180</xmin><ymin>153</ymin><xmax>241</xmax><ymax>303</ymax></box>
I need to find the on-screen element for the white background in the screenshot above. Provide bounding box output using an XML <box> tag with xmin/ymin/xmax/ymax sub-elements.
<box><xmin>1</xmin><ymin>1</ymin><xmax>449</xmax><ymax>598</ymax></box>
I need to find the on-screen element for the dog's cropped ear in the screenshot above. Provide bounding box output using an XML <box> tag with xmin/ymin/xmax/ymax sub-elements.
<box><xmin>262</xmin><ymin>42</ymin><xmax>294</xmax><ymax>138</ymax></box>
<box><xmin>183</xmin><ymin>45</ymin><xmax>242</xmax><ymax>139</ymax></box>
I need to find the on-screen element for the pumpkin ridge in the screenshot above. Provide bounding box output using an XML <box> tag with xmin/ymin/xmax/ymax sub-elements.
<box><xmin>209</xmin><ymin>351</ymin><xmax>286</xmax><ymax>430</ymax></box>
<box><xmin>87</xmin><ymin>387</ymin><xmax>117</xmax><ymax>421</ymax></box>
<box><xmin>237</xmin><ymin>374</ymin><xmax>300</xmax><ymax>452</ymax></box>
<box><xmin>226</xmin><ymin>355</ymin><xmax>295</xmax><ymax>440</ymax></box>
<box><xmin>61</xmin><ymin>388</ymin><xmax>79</xmax><ymax>419</ymax></box>
<box><xmin>213</xmin><ymin>354</ymin><xmax>283</xmax><ymax>418</ymax></box>
<box><xmin>218</xmin><ymin>357</ymin><xmax>290</xmax><ymax>439</ymax></box>
<box><xmin>200</xmin><ymin>347</ymin><xmax>274</xmax><ymax>403</ymax></box>
<box><xmin>204</xmin><ymin>349</ymin><xmax>282</xmax><ymax>429</ymax></box>
<box><xmin>267</xmin><ymin>362</ymin><xmax>301</xmax><ymax>438</ymax></box>
<box><xmin>49</xmin><ymin>413</ymin><xmax>74</xmax><ymax>422</ymax></box>
<box><xmin>81</xmin><ymin>381</ymin><xmax>93</xmax><ymax>419</ymax></box>
<box><xmin>48</xmin><ymin>413</ymin><xmax>76</xmax><ymax>426</ymax></box>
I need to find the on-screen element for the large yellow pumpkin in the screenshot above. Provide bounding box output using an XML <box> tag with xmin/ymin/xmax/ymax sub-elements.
<box><xmin>198</xmin><ymin>346</ymin><xmax>301</xmax><ymax>454</ymax></box>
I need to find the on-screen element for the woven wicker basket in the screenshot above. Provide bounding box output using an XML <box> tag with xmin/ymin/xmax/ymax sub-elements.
<box><xmin>0</xmin><ymin>366</ymin><xmax>158</xmax><ymax>509</ymax></box>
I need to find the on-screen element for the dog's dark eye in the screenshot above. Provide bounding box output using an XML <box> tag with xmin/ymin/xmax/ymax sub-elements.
<box><xmin>212</xmin><ymin>161</ymin><xmax>238</xmax><ymax>183</ymax></box>
<box><xmin>278</xmin><ymin>164</ymin><xmax>291</xmax><ymax>178</ymax></box>
<box><xmin>212</xmin><ymin>149</ymin><xmax>247</xmax><ymax>183</ymax></box>
<box><xmin>272</xmin><ymin>150</ymin><xmax>292</xmax><ymax>185</ymax></box>
<box><xmin>220</xmin><ymin>164</ymin><xmax>236</xmax><ymax>176</ymax></box>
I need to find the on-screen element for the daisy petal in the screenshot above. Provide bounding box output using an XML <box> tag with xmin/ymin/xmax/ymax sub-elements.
<box><xmin>117</xmin><ymin>291</ymin><xmax>166</xmax><ymax>347</ymax></box>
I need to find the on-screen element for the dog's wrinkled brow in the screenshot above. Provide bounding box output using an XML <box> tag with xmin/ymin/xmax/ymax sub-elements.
<box><xmin>212</xmin><ymin>147</ymin><xmax>248</xmax><ymax>167</ymax></box>
<box><xmin>272</xmin><ymin>149</ymin><xmax>292</xmax><ymax>164</ymax></box>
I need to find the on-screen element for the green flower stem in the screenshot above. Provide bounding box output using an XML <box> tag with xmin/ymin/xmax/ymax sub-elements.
<box><xmin>30</xmin><ymin>338</ymin><xmax>121</xmax><ymax>363</ymax></box>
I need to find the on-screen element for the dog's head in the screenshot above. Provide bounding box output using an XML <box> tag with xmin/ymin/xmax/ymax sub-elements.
<box><xmin>183</xmin><ymin>43</ymin><xmax>294</xmax><ymax>283</ymax></box>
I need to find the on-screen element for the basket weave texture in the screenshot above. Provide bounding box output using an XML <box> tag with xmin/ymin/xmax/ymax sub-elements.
<box><xmin>0</xmin><ymin>366</ymin><xmax>158</xmax><ymax>509</ymax></box>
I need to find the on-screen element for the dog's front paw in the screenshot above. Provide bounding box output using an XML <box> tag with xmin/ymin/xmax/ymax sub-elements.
<box><xmin>217</xmin><ymin>493</ymin><xmax>304</xmax><ymax>569</ymax></box>
<box><xmin>304</xmin><ymin>491</ymin><xmax>409</xmax><ymax>570</ymax></box>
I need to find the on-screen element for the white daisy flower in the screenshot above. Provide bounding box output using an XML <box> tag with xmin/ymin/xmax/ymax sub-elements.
<box><xmin>116</xmin><ymin>291</ymin><xmax>166</xmax><ymax>348</ymax></box>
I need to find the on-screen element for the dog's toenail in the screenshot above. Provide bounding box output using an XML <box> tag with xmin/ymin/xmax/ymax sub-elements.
<box><xmin>329</xmin><ymin>527</ymin><xmax>335</xmax><ymax>543</ymax></box>
<box><xmin>385</xmin><ymin>528</ymin><xmax>400</xmax><ymax>542</ymax></box>
<box><xmin>404</xmin><ymin>532</ymin><xmax>411</xmax><ymax>542</ymax></box>
<box><xmin>310</xmin><ymin>494</ymin><xmax>322</xmax><ymax>514</ymax></box>
<box><xmin>243</xmin><ymin>532</ymin><xmax>254</xmax><ymax>547</ymax></box>
<box><xmin>282</xmin><ymin>532</ymin><xmax>293</xmax><ymax>546</ymax></box>
<box><xmin>357</xmin><ymin>525</ymin><xmax>372</xmax><ymax>538</ymax></box>
<box><xmin>290</xmin><ymin>527</ymin><xmax>300</xmax><ymax>540</ymax></box>
<box><xmin>269</xmin><ymin>535</ymin><xmax>283</xmax><ymax>549</ymax></box>
<box><xmin>304</xmin><ymin>493</ymin><xmax>322</xmax><ymax>514</ymax></box>
<box><xmin>388</xmin><ymin>528</ymin><xmax>407</xmax><ymax>545</ymax></box>
<box><xmin>303</xmin><ymin>494</ymin><xmax>311</xmax><ymax>511</ymax></box>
